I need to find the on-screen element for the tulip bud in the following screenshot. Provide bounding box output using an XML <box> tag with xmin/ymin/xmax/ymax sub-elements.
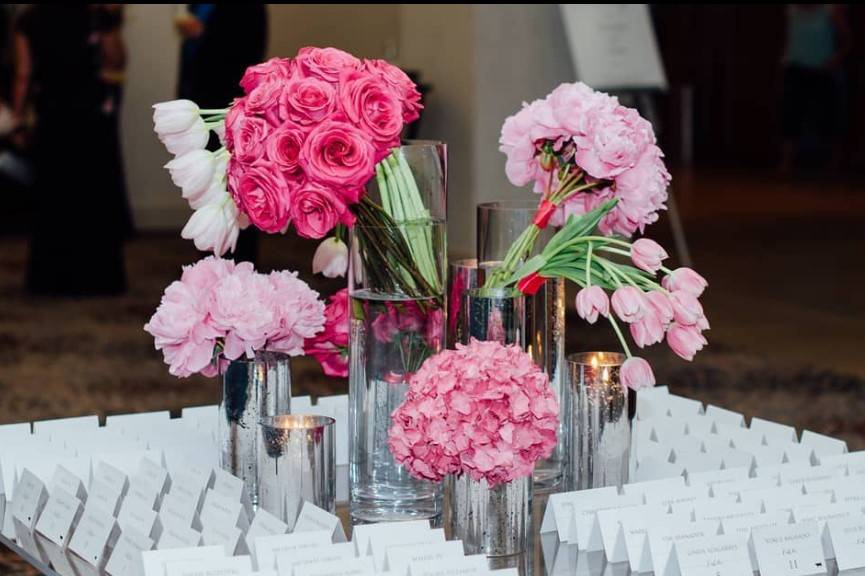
<box><xmin>312</xmin><ymin>237</ymin><xmax>349</xmax><ymax>278</ymax></box>
<box><xmin>152</xmin><ymin>99</ymin><xmax>201</xmax><ymax>136</ymax></box>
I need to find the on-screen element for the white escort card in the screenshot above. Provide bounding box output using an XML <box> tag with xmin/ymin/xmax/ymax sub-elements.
<box><xmin>32</xmin><ymin>415</ymin><xmax>100</xmax><ymax>439</ymax></box>
<box><xmin>142</xmin><ymin>545</ymin><xmax>225</xmax><ymax>576</ymax></box>
<box><xmin>11</xmin><ymin>468</ymin><xmax>48</xmax><ymax>529</ymax></box>
<box><xmin>750</xmin><ymin>417</ymin><xmax>798</xmax><ymax>446</ymax></box>
<box><xmin>294</xmin><ymin>556</ymin><xmax>375</xmax><ymax>576</ymax></box>
<box><xmin>51</xmin><ymin>464</ymin><xmax>88</xmax><ymax>501</ymax></box>
<box><xmin>717</xmin><ymin>448</ymin><xmax>756</xmax><ymax>472</ymax></box>
<box><xmin>89</xmin><ymin>477</ymin><xmax>125</xmax><ymax>517</ymax></box>
<box><xmin>779</xmin><ymin>464</ymin><xmax>838</xmax><ymax>487</ymax></box>
<box><xmin>752</xmin><ymin>521</ymin><xmax>827</xmax><ymax>576</ymax></box>
<box><xmin>105</xmin><ymin>526</ymin><xmax>154</xmax><ymax>576</ymax></box>
<box><xmin>118</xmin><ymin>497</ymin><xmax>159</xmax><ymax>540</ymax></box>
<box><xmin>684</xmin><ymin>414</ymin><xmax>715</xmax><ymax>438</ymax></box>
<box><xmin>704</xmin><ymin>405</ymin><xmax>745</xmax><ymax>429</ymax></box>
<box><xmin>568</xmin><ymin>492</ymin><xmax>643</xmax><ymax>548</ymax></box>
<box><xmin>68</xmin><ymin>503</ymin><xmax>119</xmax><ymax>567</ymax></box>
<box><xmin>198</xmin><ymin>488</ymin><xmax>249</xmax><ymax>532</ymax></box>
<box><xmin>633</xmin><ymin>458</ymin><xmax>685</xmax><ymax>482</ymax></box>
<box><xmin>254</xmin><ymin>529</ymin><xmax>332</xmax><ymax>572</ymax></box>
<box><xmin>34</xmin><ymin>487</ymin><xmax>83</xmax><ymax>546</ymax></box>
<box><xmin>137</xmin><ymin>457</ymin><xmax>171</xmax><ymax>496</ymax></box>
<box><xmin>675</xmin><ymin>450</ymin><xmax>724</xmax><ymax>475</ymax></box>
<box><xmin>782</xmin><ymin>443</ymin><xmax>815</xmax><ymax>466</ymax></box>
<box><xmin>407</xmin><ymin>553</ymin><xmax>489</xmax><ymax>576</ymax></box>
<box><xmin>245</xmin><ymin>508</ymin><xmax>288</xmax><ymax>557</ymax></box>
<box><xmin>213</xmin><ymin>469</ymin><xmax>253</xmax><ymax>515</ymax></box>
<box><xmin>647</xmin><ymin>519</ymin><xmax>719</xmax><ymax>576</ymax></box>
<box><xmin>721</xmin><ymin>510</ymin><xmax>790</xmax><ymax>570</ymax></box>
<box><xmin>645</xmin><ymin>483</ymin><xmax>710</xmax><ymax>514</ymax></box>
<box><xmin>165</xmin><ymin>555</ymin><xmax>253</xmax><ymax>576</ymax></box>
<box><xmin>712</xmin><ymin>475</ymin><xmax>777</xmax><ymax>501</ymax></box>
<box><xmin>596</xmin><ymin>504</ymin><xmax>666</xmax><ymax>565</ymax></box>
<box><xmin>619</xmin><ymin>505</ymin><xmax>681</xmax><ymax>573</ymax></box>
<box><xmin>157</xmin><ymin>515</ymin><xmax>203</xmax><ymax>550</ymax></box>
<box><xmin>160</xmin><ymin>491</ymin><xmax>199</xmax><ymax>529</ymax></box>
<box><xmin>694</xmin><ymin>499</ymin><xmax>761</xmax><ymax>524</ymax></box>
<box><xmin>793</xmin><ymin>502</ymin><xmax>861</xmax><ymax>559</ymax></box>
<box><xmin>664</xmin><ymin>394</ymin><xmax>704</xmax><ymax>418</ymax></box>
<box><xmin>800</xmin><ymin>430</ymin><xmax>847</xmax><ymax>458</ymax></box>
<box><xmin>385</xmin><ymin>540</ymin><xmax>464</xmax><ymax>576</ymax></box>
<box><xmin>540</xmin><ymin>486</ymin><xmax>618</xmax><ymax>540</ymax></box>
<box><xmin>687</xmin><ymin>466</ymin><xmax>750</xmax><ymax>495</ymax></box>
<box><xmin>673</xmin><ymin>533</ymin><xmax>751</xmax><ymax>576</ymax></box>
<box><xmin>828</xmin><ymin>516</ymin><xmax>865</xmax><ymax>573</ymax></box>
<box><xmin>201</xmin><ymin>522</ymin><xmax>243</xmax><ymax>555</ymax></box>
<box><xmin>276</xmin><ymin>542</ymin><xmax>356</xmax><ymax>575</ymax></box>
<box><xmin>293</xmin><ymin>501</ymin><xmax>346</xmax><ymax>542</ymax></box>
<box><xmin>353</xmin><ymin>519</ymin><xmax>431</xmax><ymax>555</ymax></box>
<box><xmin>94</xmin><ymin>460</ymin><xmax>131</xmax><ymax>496</ymax></box>
<box><xmin>370</xmin><ymin>527</ymin><xmax>445</xmax><ymax>568</ymax></box>
<box><xmin>622</xmin><ymin>475</ymin><xmax>685</xmax><ymax>501</ymax></box>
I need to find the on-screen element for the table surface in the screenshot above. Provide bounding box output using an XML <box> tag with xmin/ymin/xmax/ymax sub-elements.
<box><xmin>1</xmin><ymin>492</ymin><xmax>575</xmax><ymax>576</ymax></box>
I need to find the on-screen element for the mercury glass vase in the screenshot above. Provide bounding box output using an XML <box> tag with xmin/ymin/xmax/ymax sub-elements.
<box><xmin>348</xmin><ymin>141</ymin><xmax>447</xmax><ymax>523</ymax></box>
<box><xmin>477</xmin><ymin>201</ymin><xmax>567</xmax><ymax>492</ymax></box>
<box><xmin>447</xmin><ymin>474</ymin><xmax>531</xmax><ymax>557</ymax></box>
<box><xmin>219</xmin><ymin>351</ymin><xmax>291</xmax><ymax>510</ymax></box>
<box><xmin>567</xmin><ymin>352</ymin><xmax>630</xmax><ymax>491</ymax></box>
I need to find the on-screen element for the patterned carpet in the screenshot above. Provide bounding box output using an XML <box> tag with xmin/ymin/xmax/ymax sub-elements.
<box><xmin>1</xmin><ymin>230</ymin><xmax>864</xmax><ymax>573</ymax></box>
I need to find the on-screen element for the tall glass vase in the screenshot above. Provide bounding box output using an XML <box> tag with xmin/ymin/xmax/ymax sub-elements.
<box><xmin>476</xmin><ymin>201</ymin><xmax>567</xmax><ymax>492</ymax></box>
<box><xmin>219</xmin><ymin>351</ymin><xmax>292</xmax><ymax>509</ymax></box>
<box><xmin>349</xmin><ymin>142</ymin><xmax>447</xmax><ymax>523</ymax></box>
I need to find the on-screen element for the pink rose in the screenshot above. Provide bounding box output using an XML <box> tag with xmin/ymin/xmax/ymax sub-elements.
<box><xmin>296</xmin><ymin>46</ymin><xmax>361</xmax><ymax>82</ymax></box>
<box><xmin>340</xmin><ymin>70</ymin><xmax>404</xmax><ymax>149</ymax></box>
<box><xmin>290</xmin><ymin>181</ymin><xmax>353</xmax><ymax>239</ymax></box>
<box><xmin>364</xmin><ymin>59</ymin><xmax>423</xmax><ymax>122</ymax></box>
<box><xmin>281</xmin><ymin>77</ymin><xmax>336</xmax><ymax>126</ymax></box>
<box><xmin>300</xmin><ymin>120</ymin><xmax>376</xmax><ymax>189</ymax></box>
<box><xmin>233</xmin><ymin>115</ymin><xmax>270</xmax><ymax>164</ymax></box>
<box><xmin>304</xmin><ymin>288</ymin><xmax>350</xmax><ymax>377</ymax></box>
<box><xmin>223</xmin><ymin>103</ymin><xmax>246</xmax><ymax>153</ymax></box>
<box><xmin>239</xmin><ymin>57</ymin><xmax>295</xmax><ymax>94</ymax></box>
<box><xmin>265</xmin><ymin>123</ymin><xmax>305</xmax><ymax>175</ymax></box>
<box><xmin>245</xmin><ymin>80</ymin><xmax>284</xmax><ymax>119</ymax></box>
<box><xmin>234</xmin><ymin>165</ymin><xmax>291</xmax><ymax>233</ymax></box>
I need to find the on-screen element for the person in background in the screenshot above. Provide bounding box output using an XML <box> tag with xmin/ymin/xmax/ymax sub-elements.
<box><xmin>14</xmin><ymin>5</ymin><xmax>130</xmax><ymax>295</ymax></box>
<box><xmin>176</xmin><ymin>4</ymin><xmax>268</xmax><ymax>265</ymax></box>
<box><xmin>779</xmin><ymin>4</ymin><xmax>851</xmax><ymax>176</ymax></box>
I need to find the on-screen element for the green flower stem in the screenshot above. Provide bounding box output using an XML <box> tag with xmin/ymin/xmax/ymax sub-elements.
<box><xmin>198</xmin><ymin>108</ymin><xmax>227</xmax><ymax>114</ymax></box>
<box><xmin>607</xmin><ymin>314</ymin><xmax>633</xmax><ymax>358</ymax></box>
<box><xmin>596</xmin><ymin>258</ymin><xmax>629</xmax><ymax>288</ymax></box>
<box><xmin>585</xmin><ymin>242</ymin><xmax>593</xmax><ymax>286</ymax></box>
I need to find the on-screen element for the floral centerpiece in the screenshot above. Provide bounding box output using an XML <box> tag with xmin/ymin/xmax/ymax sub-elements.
<box><xmin>389</xmin><ymin>338</ymin><xmax>558</xmax><ymax>555</ymax></box>
<box><xmin>484</xmin><ymin>82</ymin><xmax>709</xmax><ymax>388</ymax></box>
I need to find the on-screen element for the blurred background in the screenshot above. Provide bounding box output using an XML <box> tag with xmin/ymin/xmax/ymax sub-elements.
<box><xmin>0</xmin><ymin>3</ymin><xmax>863</xmax><ymax>482</ymax></box>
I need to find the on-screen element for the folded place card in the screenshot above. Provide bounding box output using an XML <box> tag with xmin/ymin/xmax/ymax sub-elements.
<box><xmin>740</xmin><ymin>484</ymin><xmax>802</xmax><ymax>512</ymax></box>
<box><xmin>748</xmin><ymin>445</ymin><xmax>787</xmax><ymax>468</ymax></box>
<box><xmin>32</xmin><ymin>415</ymin><xmax>100</xmax><ymax>439</ymax></box>
<box><xmin>718</xmin><ymin>425</ymin><xmax>765</xmax><ymax>450</ymax></box>
<box><xmin>684</xmin><ymin>414</ymin><xmax>715</xmax><ymax>438</ymax></box>
<box><xmin>180</xmin><ymin>405</ymin><xmax>218</xmax><ymax>431</ymax></box>
<box><xmin>276</xmin><ymin>541</ymin><xmax>356</xmax><ymax>575</ymax></box>
<box><xmin>648</xmin><ymin>417</ymin><xmax>688</xmax><ymax>443</ymax></box>
<box><xmin>635</xmin><ymin>386</ymin><xmax>670</xmax><ymax>420</ymax></box>
<box><xmin>199</xmin><ymin>488</ymin><xmax>248</xmax><ymax>532</ymax></box>
<box><xmin>142</xmin><ymin>545</ymin><xmax>226</xmax><ymax>576</ymax></box>
<box><xmin>647</xmin><ymin>519</ymin><xmax>719</xmax><ymax>576</ymax></box>
<box><xmin>201</xmin><ymin>522</ymin><xmax>243</xmax><ymax>555</ymax></box>
<box><xmin>385</xmin><ymin>540</ymin><xmax>464</xmax><ymax>576</ymax></box>
<box><xmin>750</xmin><ymin>418</ymin><xmax>798</xmax><ymax>446</ymax></box>
<box><xmin>634</xmin><ymin>438</ymin><xmax>674</xmax><ymax>465</ymax></box>
<box><xmin>34</xmin><ymin>487</ymin><xmax>83</xmax><ymax>546</ymax></box>
<box><xmin>713</xmin><ymin>475</ymin><xmax>777</xmax><ymax>501</ymax></box>
<box><xmin>137</xmin><ymin>458</ymin><xmax>171</xmax><ymax>496</ymax></box>
<box><xmin>127</xmin><ymin>477</ymin><xmax>162</xmax><ymax>512</ymax></box>
<box><xmin>780</xmin><ymin>464</ymin><xmax>839</xmax><ymax>488</ymax></box>
<box><xmin>834</xmin><ymin>478</ymin><xmax>865</xmax><ymax>507</ymax></box>
<box><xmin>751</xmin><ymin>520</ymin><xmax>827</xmax><ymax>576</ymax></box>
<box><xmin>679</xmin><ymin>561</ymin><xmax>755</xmax><ymax>576</ymax></box>
<box><xmin>793</xmin><ymin>502</ymin><xmax>859</xmax><ymax>559</ymax></box>
<box><xmin>293</xmin><ymin>501</ymin><xmax>346</xmax><ymax>542</ymax></box>
<box><xmin>596</xmin><ymin>504</ymin><xmax>665</xmax><ymax>565</ymax></box>
<box><xmin>800</xmin><ymin>431</ymin><xmax>847</xmax><ymax>458</ymax></box>
<box><xmin>664</xmin><ymin>394</ymin><xmax>704</xmax><ymax>418</ymax></box>
<box><xmin>623</xmin><ymin>475</ymin><xmax>686</xmax><ymax>501</ymax></box>
<box><xmin>213</xmin><ymin>469</ymin><xmax>252</xmax><ymax>514</ymax></box>
<box><xmin>721</xmin><ymin>510</ymin><xmax>790</xmax><ymax>570</ymax></box>
<box><xmin>118</xmin><ymin>497</ymin><xmax>160</xmax><ymax>540</ymax></box>
<box><xmin>407</xmin><ymin>553</ymin><xmax>489</xmax><ymax>576</ymax></box>
<box><xmin>0</xmin><ymin>422</ymin><xmax>32</xmax><ymax>442</ymax></box>
<box><xmin>673</xmin><ymin>533</ymin><xmax>751</xmax><ymax>575</ymax></box>
<box><xmin>619</xmin><ymin>505</ymin><xmax>678</xmax><ymax>574</ymax></box>
<box><xmin>675</xmin><ymin>451</ymin><xmax>723</xmax><ymax>476</ymax></box>
<box><xmin>687</xmin><ymin>466</ymin><xmax>750</xmax><ymax>495</ymax></box>
<box><xmin>157</xmin><ymin>514</ymin><xmax>203</xmax><ymax>550</ymax></box>
<box><xmin>540</xmin><ymin>486</ymin><xmax>618</xmax><ymax>538</ymax></box>
<box><xmin>165</xmin><ymin>555</ymin><xmax>253</xmax><ymax>576</ymax></box>
<box><xmin>94</xmin><ymin>460</ymin><xmax>130</xmax><ymax>498</ymax></box>
<box><xmin>160</xmin><ymin>491</ymin><xmax>200</xmax><ymax>529</ymax></box>
<box><xmin>717</xmin><ymin>448</ymin><xmax>756</xmax><ymax>472</ymax></box>
<box><xmin>370</xmin><ymin>527</ymin><xmax>445</xmax><ymax>569</ymax></box>
<box><xmin>167</xmin><ymin>471</ymin><xmax>207</xmax><ymax>512</ymax></box>
<box><xmin>11</xmin><ymin>468</ymin><xmax>48</xmax><ymax>529</ymax></box>
<box><xmin>244</xmin><ymin>508</ymin><xmax>288</xmax><ymax>558</ymax></box>
<box><xmin>645</xmin><ymin>483</ymin><xmax>710</xmax><ymax>514</ymax></box>
<box><xmin>827</xmin><ymin>516</ymin><xmax>865</xmax><ymax>573</ymax></box>
<box><xmin>294</xmin><ymin>556</ymin><xmax>375</xmax><ymax>576</ymax></box>
<box><xmin>575</xmin><ymin>492</ymin><xmax>644</xmax><ymax>550</ymax></box>
<box><xmin>782</xmin><ymin>443</ymin><xmax>815</xmax><ymax>466</ymax></box>
<box><xmin>68</xmin><ymin>503</ymin><xmax>119</xmax><ymax>567</ymax></box>
<box><xmin>694</xmin><ymin>500</ymin><xmax>761</xmax><ymax>524</ymax></box>
<box><xmin>254</xmin><ymin>529</ymin><xmax>333</xmax><ymax>572</ymax></box>
<box><xmin>704</xmin><ymin>405</ymin><xmax>745</xmax><ymax>429</ymax></box>
<box><xmin>700</xmin><ymin>434</ymin><xmax>733</xmax><ymax>455</ymax></box>
<box><xmin>88</xmin><ymin>477</ymin><xmax>125</xmax><ymax>517</ymax></box>
<box><xmin>51</xmin><ymin>464</ymin><xmax>88</xmax><ymax>502</ymax></box>
<box><xmin>669</xmin><ymin>435</ymin><xmax>704</xmax><ymax>456</ymax></box>
<box><xmin>35</xmin><ymin>531</ymin><xmax>78</xmax><ymax>576</ymax></box>
<box><xmin>105</xmin><ymin>526</ymin><xmax>154</xmax><ymax>576</ymax></box>
<box><xmin>633</xmin><ymin>458</ymin><xmax>685</xmax><ymax>482</ymax></box>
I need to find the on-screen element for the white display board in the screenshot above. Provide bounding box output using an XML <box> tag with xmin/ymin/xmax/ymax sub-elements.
<box><xmin>558</xmin><ymin>4</ymin><xmax>668</xmax><ymax>91</ymax></box>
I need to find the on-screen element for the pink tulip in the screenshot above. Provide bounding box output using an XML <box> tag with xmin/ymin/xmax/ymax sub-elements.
<box><xmin>662</xmin><ymin>267</ymin><xmax>708</xmax><ymax>297</ymax></box>
<box><xmin>630</xmin><ymin>310</ymin><xmax>665</xmax><ymax>347</ymax></box>
<box><xmin>670</xmin><ymin>290</ymin><xmax>704</xmax><ymax>326</ymax></box>
<box><xmin>630</xmin><ymin>238</ymin><xmax>668</xmax><ymax>273</ymax></box>
<box><xmin>611</xmin><ymin>286</ymin><xmax>646</xmax><ymax>323</ymax></box>
<box><xmin>666</xmin><ymin>323</ymin><xmax>707</xmax><ymax>361</ymax></box>
<box><xmin>621</xmin><ymin>357</ymin><xmax>656</xmax><ymax>390</ymax></box>
<box><xmin>644</xmin><ymin>290</ymin><xmax>674</xmax><ymax>325</ymax></box>
<box><xmin>575</xmin><ymin>286</ymin><xmax>609</xmax><ymax>324</ymax></box>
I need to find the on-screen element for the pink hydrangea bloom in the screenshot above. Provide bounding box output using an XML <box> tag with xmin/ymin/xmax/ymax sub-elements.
<box><xmin>388</xmin><ymin>339</ymin><xmax>559</xmax><ymax>486</ymax></box>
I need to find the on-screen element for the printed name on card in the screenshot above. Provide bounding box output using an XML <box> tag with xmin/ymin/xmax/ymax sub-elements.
<box><xmin>293</xmin><ymin>501</ymin><xmax>346</xmax><ymax>542</ymax></box>
<box><xmin>51</xmin><ymin>465</ymin><xmax>88</xmax><ymax>501</ymax></box>
<box><xmin>793</xmin><ymin>502</ymin><xmax>857</xmax><ymax>559</ymax></box>
<box><xmin>828</xmin><ymin>517</ymin><xmax>865</xmax><ymax>573</ymax></box>
<box><xmin>370</xmin><ymin>528</ymin><xmax>445</xmax><ymax>569</ymax></box>
<box><xmin>571</xmin><ymin>492</ymin><xmax>644</xmax><ymax>549</ymax></box>
<box><xmin>88</xmin><ymin>477</ymin><xmax>124</xmax><ymax>517</ymax></box>
<box><xmin>141</xmin><ymin>546</ymin><xmax>225</xmax><ymax>576</ymax></box>
<box><xmin>34</xmin><ymin>488</ymin><xmax>83</xmax><ymax>547</ymax></box>
<box><xmin>647</xmin><ymin>520</ymin><xmax>719</xmax><ymax>576</ymax></box>
<box><xmin>752</xmin><ymin>520</ymin><xmax>827</xmax><ymax>576</ymax></box>
<box><xmin>276</xmin><ymin>542</ymin><xmax>356</xmax><ymax>576</ymax></box>
<box><xmin>674</xmin><ymin>533</ymin><xmax>751</xmax><ymax>574</ymax></box>
<box><xmin>385</xmin><ymin>540</ymin><xmax>464</xmax><ymax>576</ymax></box>
<box><xmin>244</xmin><ymin>508</ymin><xmax>288</xmax><ymax>557</ymax></box>
<box><xmin>618</xmin><ymin>505</ymin><xmax>678</xmax><ymax>574</ymax></box>
<box><xmin>408</xmin><ymin>554</ymin><xmax>489</xmax><ymax>576</ymax></box>
<box><xmin>694</xmin><ymin>500</ymin><xmax>761</xmax><ymax>524</ymax></box>
<box><xmin>645</xmin><ymin>483</ymin><xmax>710</xmax><ymax>514</ymax></box>
<box><xmin>160</xmin><ymin>491</ymin><xmax>199</xmax><ymax>529</ymax></box>
<box><xmin>687</xmin><ymin>466</ymin><xmax>750</xmax><ymax>495</ymax></box>
<box><xmin>254</xmin><ymin>529</ymin><xmax>332</xmax><ymax>572</ymax></box>
<box><xmin>352</xmin><ymin>519</ymin><xmax>431</xmax><ymax>556</ymax></box>
<box><xmin>68</xmin><ymin>504</ymin><xmax>118</xmax><ymax>567</ymax></box>
<box><xmin>165</xmin><ymin>555</ymin><xmax>253</xmax><ymax>576</ymax></box>
<box><xmin>294</xmin><ymin>556</ymin><xmax>375</xmax><ymax>576</ymax></box>
<box><xmin>597</xmin><ymin>504</ymin><xmax>665</xmax><ymax>565</ymax></box>
<box><xmin>11</xmin><ymin>468</ymin><xmax>48</xmax><ymax>529</ymax></box>
<box><xmin>540</xmin><ymin>486</ymin><xmax>618</xmax><ymax>537</ymax></box>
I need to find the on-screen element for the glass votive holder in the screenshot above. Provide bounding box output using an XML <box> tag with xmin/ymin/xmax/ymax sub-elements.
<box><xmin>566</xmin><ymin>352</ymin><xmax>630</xmax><ymax>491</ymax></box>
<box><xmin>258</xmin><ymin>414</ymin><xmax>335</xmax><ymax>530</ymax></box>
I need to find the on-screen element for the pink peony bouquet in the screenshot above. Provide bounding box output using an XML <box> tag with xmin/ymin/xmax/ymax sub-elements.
<box><xmin>144</xmin><ymin>256</ymin><xmax>325</xmax><ymax>377</ymax></box>
<box><xmin>388</xmin><ymin>339</ymin><xmax>559</xmax><ymax>486</ymax></box>
<box><xmin>303</xmin><ymin>288</ymin><xmax>350</xmax><ymax>378</ymax></box>
<box><xmin>153</xmin><ymin>46</ymin><xmax>422</xmax><ymax>254</ymax></box>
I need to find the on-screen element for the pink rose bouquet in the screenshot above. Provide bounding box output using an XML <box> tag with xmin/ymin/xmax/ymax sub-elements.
<box><xmin>388</xmin><ymin>339</ymin><xmax>559</xmax><ymax>486</ymax></box>
<box><xmin>145</xmin><ymin>256</ymin><xmax>325</xmax><ymax>378</ymax></box>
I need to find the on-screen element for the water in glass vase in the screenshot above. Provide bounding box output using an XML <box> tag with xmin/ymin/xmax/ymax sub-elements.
<box><xmin>349</xmin><ymin>289</ymin><xmax>444</xmax><ymax>523</ymax></box>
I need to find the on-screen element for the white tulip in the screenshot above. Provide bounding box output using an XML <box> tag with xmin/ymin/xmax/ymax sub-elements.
<box><xmin>165</xmin><ymin>149</ymin><xmax>217</xmax><ymax>198</ymax></box>
<box><xmin>312</xmin><ymin>237</ymin><xmax>349</xmax><ymax>278</ymax></box>
<box><xmin>187</xmin><ymin>176</ymin><xmax>226</xmax><ymax>210</ymax></box>
<box><xmin>159</xmin><ymin>117</ymin><xmax>209</xmax><ymax>155</ymax></box>
<box><xmin>213</xmin><ymin>121</ymin><xmax>226</xmax><ymax>146</ymax></box>
<box><xmin>152</xmin><ymin>99</ymin><xmax>200</xmax><ymax>136</ymax></box>
<box><xmin>181</xmin><ymin>193</ymin><xmax>242</xmax><ymax>256</ymax></box>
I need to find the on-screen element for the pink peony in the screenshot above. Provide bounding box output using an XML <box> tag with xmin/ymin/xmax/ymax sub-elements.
<box><xmin>662</xmin><ymin>267</ymin><xmax>708</xmax><ymax>297</ymax></box>
<box><xmin>340</xmin><ymin>70</ymin><xmax>404</xmax><ymax>150</ymax></box>
<box><xmin>281</xmin><ymin>77</ymin><xmax>336</xmax><ymax>126</ymax></box>
<box><xmin>233</xmin><ymin>164</ymin><xmax>292</xmax><ymax>233</ymax></box>
<box><xmin>296</xmin><ymin>46</ymin><xmax>361</xmax><ymax>82</ymax></box>
<box><xmin>620</xmin><ymin>357</ymin><xmax>656</xmax><ymax>390</ymax></box>
<box><xmin>388</xmin><ymin>339</ymin><xmax>558</xmax><ymax>486</ymax></box>
<box><xmin>610</xmin><ymin>286</ymin><xmax>646</xmax><ymax>324</ymax></box>
<box><xmin>573</xmin><ymin>103</ymin><xmax>655</xmax><ymax>180</ymax></box>
<box><xmin>210</xmin><ymin>265</ymin><xmax>279</xmax><ymax>359</ymax></box>
<box><xmin>630</xmin><ymin>238</ymin><xmax>668</xmax><ymax>273</ymax></box>
<box><xmin>300</xmin><ymin>120</ymin><xmax>376</xmax><ymax>190</ymax></box>
<box><xmin>290</xmin><ymin>181</ymin><xmax>354</xmax><ymax>239</ymax></box>
<box><xmin>304</xmin><ymin>289</ymin><xmax>350</xmax><ymax>377</ymax></box>
<box><xmin>575</xmin><ymin>285</ymin><xmax>609</xmax><ymax>324</ymax></box>
<box><xmin>267</xmin><ymin>270</ymin><xmax>326</xmax><ymax>355</ymax></box>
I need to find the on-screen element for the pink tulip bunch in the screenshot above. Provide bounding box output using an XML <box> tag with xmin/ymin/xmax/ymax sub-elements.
<box><xmin>388</xmin><ymin>339</ymin><xmax>559</xmax><ymax>486</ymax></box>
<box><xmin>144</xmin><ymin>257</ymin><xmax>325</xmax><ymax>377</ymax></box>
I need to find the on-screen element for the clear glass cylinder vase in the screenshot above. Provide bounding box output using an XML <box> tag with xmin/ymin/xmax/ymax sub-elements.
<box><xmin>460</xmin><ymin>287</ymin><xmax>526</xmax><ymax>346</ymax></box>
<box><xmin>219</xmin><ymin>351</ymin><xmax>292</xmax><ymax>509</ymax></box>
<box><xmin>348</xmin><ymin>142</ymin><xmax>447</xmax><ymax>523</ymax></box>
<box><xmin>447</xmin><ymin>474</ymin><xmax>531</xmax><ymax>557</ymax></box>
<box><xmin>567</xmin><ymin>352</ymin><xmax>630</xmax><ymax>491</ymax></box>
<box><xmin>476</xmin><ymin>201</ymin><xmax>567</xmax><ymax>492</ymax></box>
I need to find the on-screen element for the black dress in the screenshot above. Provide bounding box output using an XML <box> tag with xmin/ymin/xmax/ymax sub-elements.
<box><xmin>21</xmin><ymin>5</ymin><xmax>128</xmax><ymax>295</ymax></box>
